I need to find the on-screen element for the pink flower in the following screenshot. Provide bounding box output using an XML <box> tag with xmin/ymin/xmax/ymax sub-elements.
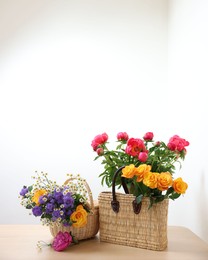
<box><xmin>138</xmin><ymin>152</ymin><xmax>148</xmax><ymax>162</ymax></box>
<box><xmin>91</xmin><ymin>133</ymin><xmax>108</xmax><ymax>151</ymax></box>
<box><xmin>117</xmin><ymin>132</ymin><xmax>129</xmax><ymax>141</ymax></box>
<box><xmin>96</xmin><ymin>147</ymin><xmax>104</xmax><ymax>156</ymax></box>
<box><xmin>125</xmin><ymin>138</ymin><xmax>146</xmax><ymax>157</ymax></box>
<box><xmin>155</xmin><ymin>141</ymin><xmax>161</xmax><ymax>146</ymax></box>
<box><xmin>143</xmin><ymin>132</ymin><xmax>154</xmax><ymax>141</ymax></box>
<box><xmin>52</xmin><ymin>231</ymin><xmax>72</xmax><ymax>252</ymax></box>
<box><xmin>167</xmin><ymin>135</ymin><xmax>189</xmax><ymax>152</ymax></box>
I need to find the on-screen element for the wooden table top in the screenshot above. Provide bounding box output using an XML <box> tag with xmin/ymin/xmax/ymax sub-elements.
<box><xmin>0</xmin><ymin>225</ymin><xmax>208</xmax><ymax>260</ymax></box>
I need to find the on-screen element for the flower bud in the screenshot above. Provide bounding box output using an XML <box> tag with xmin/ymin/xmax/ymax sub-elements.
<box><xmin>143</xmin><ymin>132</ymin><xmax>154</xmax><ymax>141</ymax></box>
<box><xmin>117</xmin><ymin>132</ymin><xmax>129</xmax><ymax>141</ymax></box>
<box><xmin>138</xmin><ymin>152</ymin><xmax>148</xmax><ymax>162</ymax></box>
<box><xmin>96</xmin><ymin>148</ymin><xmax>104</xmax><ymax>156</ymax></box>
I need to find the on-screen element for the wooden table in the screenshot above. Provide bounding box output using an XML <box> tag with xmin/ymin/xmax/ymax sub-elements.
<box><xmin>0</xmin><ymin>225</ymin><xmax>208</xmax><ymax>260</ymax></box>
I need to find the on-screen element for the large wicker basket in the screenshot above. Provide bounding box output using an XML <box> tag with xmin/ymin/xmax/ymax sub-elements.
<box><xmin>50</xmin><ymin>177</ymin><xmax>99</xmax><ymax>241</ymax></box>
<box><xmin>98</xmin><ymin>167</ymin><xmax>169</xmax><ymax>251</ymax></box>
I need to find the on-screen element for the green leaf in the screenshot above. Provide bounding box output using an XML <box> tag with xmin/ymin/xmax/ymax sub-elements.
<box><xmin>136</xmin><ymin>194</ymin><xmax>143</xmax><ymax>204</ymax></box>
<box><xmin>169</xmin><ymin>192</ymin><xmax>181</xmax><ymax>200</ymax></box>
<box><xmin>28</xmin><ymin>186</ymin><xmax>33</xmax><ymax>192</ymax></box>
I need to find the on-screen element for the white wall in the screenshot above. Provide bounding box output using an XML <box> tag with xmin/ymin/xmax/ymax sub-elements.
<box><xmin>0</xmin><ymin>0</ymin><xmax>207</xmax><ymax>243</ymax></box>
<box><xmin>167</xmin><ymin>0</ymin><xmax>208</xmax><ymax>243</ymax></box>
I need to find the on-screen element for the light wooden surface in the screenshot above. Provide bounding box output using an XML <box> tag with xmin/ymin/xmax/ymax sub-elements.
<box><xmin>0</xmin><ymin>225</ymin><xmax>208</xmax><ymax>260</ymax></box>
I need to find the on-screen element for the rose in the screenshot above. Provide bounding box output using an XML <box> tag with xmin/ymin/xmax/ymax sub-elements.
<box><xmin>52</xmin><ymin>231</ymin><xmax>72</xmax><ymax>252</ymax></box>
<box><xmin>143</xmin><ymin>172</ymin><xmax>159</xmax><ymax>189</ymax></box>
<box><xmin>173</xmin><ymin>177</ymin><xmax>188</xmax><ymax>194</ymax></box>
<box><xmin>121</xmin><ymin>164</ymin><xmax>135</xmax><ymax>178</ymax></box>
<box><xmin>70</xmin><ymin>205</ymin><xmax>88</xmax><ymax>228</ymax></box>
<box><xmin>134</xmin><ymin>164</ymin><xmax>152</xmax><ymax>182</ymax></box>
<box><xmin>157</xmin><ymin>172</ymin><xmax>173</xmax><ymax>191</ymax></box>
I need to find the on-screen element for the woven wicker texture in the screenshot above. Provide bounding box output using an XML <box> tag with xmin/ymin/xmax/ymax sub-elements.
<box><xmin>98</xmin><ymin>192</ymin><xmax>169</xmax><ymax>251</ymax></box>
<box><xmin>50</xmin><ymin>178</ymin><xmax>99</xmax><ymax>241</ymax></box>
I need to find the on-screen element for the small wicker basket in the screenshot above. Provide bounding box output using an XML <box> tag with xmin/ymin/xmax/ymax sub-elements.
<box><xmin>49</xmin><ymin>177</ymin><xmax>99</xmax><ymax>241</ymax></box>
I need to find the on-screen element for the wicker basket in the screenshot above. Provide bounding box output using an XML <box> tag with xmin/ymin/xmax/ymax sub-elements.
<box><xmin>98</xmin><ymin>167</ymin><xmax>169</xmax><ymax>251</ymax></box>
<box><xmin>50</xmin><ymin>177</ymin><xmax>99</xmax><ymax>241</ymax></box>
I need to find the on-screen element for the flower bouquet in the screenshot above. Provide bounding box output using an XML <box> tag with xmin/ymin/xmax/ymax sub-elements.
<box><xmin>91</xmin><ymin>131</ymin><xmax>189</xmax><ymax>250</ymax></box>
<box><xmin>91</xmin><ymin>131</ymin><xmax>189</xmax><ymax>206</ymax></box>
<box><xmin>19</xmin><ymin>172</ymin><xmax>99</xmax><ymax>251</ymax></box>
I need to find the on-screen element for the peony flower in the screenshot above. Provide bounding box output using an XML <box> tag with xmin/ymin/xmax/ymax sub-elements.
<box><xmin>52</xmin><ymin>231</ymin><xmax>72</xmax><ymax>252</ymax></box>
<box><xmin>167</xmin><ymin>135</ymin><xmax>189</xmax><ymax>152</ymax></box>
<box><xmin>138</xmin><ymin>152</ymin><xmax>148</xmax><ymax>162</ymax></box>
<box><xmin>96</xmin><ymin>147</ymin><xmax>104</xmax><ymax>156</ymax></box>
<box><xmin>143</xmin><ymin>132</ymin><xmax>154</xmax><ymax>141</ymax></box>
<box><xmin>92</xmin><ymin>131</ymin><xmax>189</xmax><ymax>206</ymax></box>
<box><xmin>117</xmin><ymin>132</ymin><xmax>129</xmax><ymax>141</ymax></box>
<box><xmin>91</xmin><ymin>133</ymin><xmax>108</xmax><ymax>151</ymax></box>
<box><xmin>125</xmin><ymin>138</ymin><xmax>146</xmax><ymax>157</ymax></box>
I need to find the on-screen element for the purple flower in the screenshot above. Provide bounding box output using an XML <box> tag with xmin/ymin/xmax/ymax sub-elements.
<box><xmin>45</xmin><ymin>203</ymin><xmax>54</xmax><ymax>214</ymax></box>
<box><xmin>52</xmin><ymin>231</ymin><xmax>72</xmax><ymax>251</ymax></box>
<box><xmin>39</xmin><ymin>195</ymin><xmax>47</xmax><ymax>205</ymax></box>
<box><xmin>63</xmin><ymin>194</ymin><xmax>74</xmax><ymax>208</ymax></box>
<box><xmin>32</xmin><ymin>206</ymin><xmax>42</xmax><ymax>216</ymax></box>
<box><xmin>65</xmin><ymin>209</ymin><xmax>72</xmax><ymax>216</ymax></box>
<box><xmin>19</xmin><ymin>186</ymin><xmax>28</xmax><ymax>196</ymax></box>
<box><xmin>52</xmin><ymin>210</ymin><xmax>61</xmax><ymax>220</ymax></box>
<box><xmin>54</xmin><ymin>191</ymin><xmax>63</xmax><ymax>204</ymax></box>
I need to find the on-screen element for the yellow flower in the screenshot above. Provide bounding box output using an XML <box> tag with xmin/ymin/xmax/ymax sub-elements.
<box><xmin>70</xmin><ymin>205</ymin><xmax>88</xmax><ymax>228</ymax></box>
<box><xmin>173</xmin><ymin>177</ymin><xmax>188</xmax><ymax>194</ymax></box>
<box><xmin>143</xmin><ymin>172</ymin><xmax>159</xmax><ymax>189</ymax></box>
<box><xmin>32</xmin><ymin>189</ymin><xmax>47</xmax><ymax>205</ymax></box>
<box><xmin>121</xmin><ymin>164</ymin><xmax>136</xmax><ymax>178</ymax></box>
<box><xmin>157</xmin><ymin>172</ymin><xmax>173</xmax><ymax>191</ymax></box>
<box><xmin>134</xmin><ymin>164</ymin><xmax>152</xmax><ymax>182</ymax></box>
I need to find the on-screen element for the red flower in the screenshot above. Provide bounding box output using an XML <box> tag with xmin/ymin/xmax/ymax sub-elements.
<box><xmin>125</xmin><ymin>138</ymin><xmax>146</xmax><ymax>157</ymax></box>
<box><xmin>52</xmin><ymin>231</ymin><xmax>72</xmax><ymax>252</ymax></box>
<box><xmin>143</xmin><ymin>132</ymin><xmax>154</xmax><ymax>141</ymax></box>
<box><xmin>91</xmin><ymin>133</ymin><xmax>108</xmax><ymax>151</ymax></box>
<box><xmin>117</xmin><ymin>132</ymin><xmax>129</xmax><ymax>141</ymax></box>
<box><xmin>96</xmin><ymin>147</ymin><xmax>104</xmax><ymax>156</ymax></box>
<box><xmin>167</xmin><ymin>135</ymin><xmax>189</xmax><ymax>152</ymax></box>
<box><xmin>138</xmin><ymin>152</ymin><xmax>148</xmax><ymax>162</ymax></box>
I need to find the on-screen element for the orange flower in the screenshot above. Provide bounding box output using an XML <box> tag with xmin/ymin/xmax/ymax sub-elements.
<box><xmin>134</xmin><ymin>164</ymin><xmax>152</xmax><ymax>182</ymax></box>
<box><xmin>173</xmin><ymin>177</ymin><xmax>188</xmax><ymax>194</ymax></box>
<box><xmin>121</xmin><ymin>164</ymin><xmax>136</xmax><ymax>178</ymax></box>
<box><xmin>143</xmin><ymin>172</ymin><xmax>159</xmax><ymax>189</ymax></box>
<box><xmin>157</xmin><ymin>172</ymin><xmax>173</xmax><ymax>191</ymax></box>
<box><xmin>32</xmin><ymin>189</ymin><xmax>47</xmax><ymax>205</ymax></box>
<box><xmin>70</xmin><ymin>205</ymin><xmax>88</xmax><ymax>228</ymax></box>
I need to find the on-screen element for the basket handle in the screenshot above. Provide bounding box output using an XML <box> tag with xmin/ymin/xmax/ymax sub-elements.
<box><xmin>111</xmin><ymin>166</ymin><xmax>142</xmax><ymax>214</ymax></box>
<box><xmin>64</xmin><ymin>177</ymin><xmax>94</xmax><ymax>210</ymax></box>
